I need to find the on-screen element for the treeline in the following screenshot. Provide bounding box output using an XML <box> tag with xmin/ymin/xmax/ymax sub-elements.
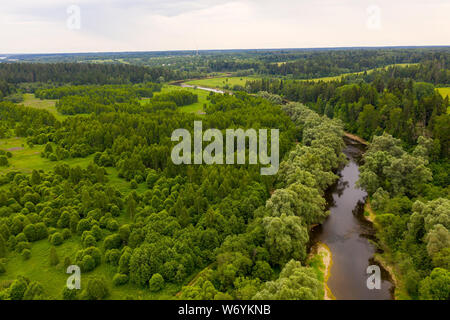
<box><xmin>358</xmin><ymin>134</ymin><xmax>449</xmax><ymax>300</ymax></box>
<box><xmin>261</xmin><ymin>49</ymin><xmax>450</xmax><ymax>79</ymax></box>
<box><xmin>246</xmin><ymin>74</ymin><xmax>449</xmax><ymax>157</ymax></box>
<box><xmin>35</xmin><ymin>83</ymin><xmax>161</xmax><ymax>100</ymax></box>
<box><xmin>357</xmin><ymin>60</ymin><xmax>450</xmax><ymax>86</ymax></box>
<box><xmin>151</xmin><ymin>90</ymin><xmax>198</xmax><ymax>107</ymax></box>
<box><xmin>31</xmin><ymin>84</ymin><xmax>200</xmax><ymax>116</ymax></box>
<box><xmin>0</xmin><ymin>63</ymin><xmax>179</xmax><ymax>85</ymax></box>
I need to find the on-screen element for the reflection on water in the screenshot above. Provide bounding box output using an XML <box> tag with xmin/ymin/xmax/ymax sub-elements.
<box><xmin>312</xmin><ymin>139</ymin><xmax>394</xmax><ymax>300</ymax></box>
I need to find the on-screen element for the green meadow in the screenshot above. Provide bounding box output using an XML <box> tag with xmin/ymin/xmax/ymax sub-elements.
<box><xmin>0</xmin><ymin>137</ymin><xmax>93</xmax><ymax>174</ymax></box>
<box><xmin>185</xmin><ymin>76</ymin><xmax>259</xmax><ymax>90</ymax></box>
<box><xmin>21</xmin><ymin>93</ymin><xmax>68</xmax><ymax>121</ymax></box>
<box><xmin>304</xmin><ymin>63</ymin><xmax>420</xmax><ymax>82</ymax></box>
<box><xmin>0</xmin><ymin>231</ymin><xmax>185</xmax><ymax>300</ymax></box>
<box><xmin>437</xmin><ymin>87</ymin><xmax>450</xmax><ymax>99</ymax></box>
<box><xmin>141</xmin><ymin>84</ymin><xmax>210</xmax><ymax>114</ymax></box>
<box><xmin>436</xmin><ymin>88</ymin><xmax>450</xmax><ymax>114</ymax></box>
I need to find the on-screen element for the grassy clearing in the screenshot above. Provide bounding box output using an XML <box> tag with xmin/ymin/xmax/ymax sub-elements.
<box><xmin>20</xmin><ymin>93</ymin><xmax>68</xmax><ymax>121</ymax></box>
<box><xmin>304</xmin><ymin>63</ymin><xmax>419</xmax><ymax>83</ymax></box>
<box><xmin>0</xmin><ymin>233</ymin><xmax>182</xmax><ymax>300</ymax></box>
<box><xmin>185</xmin><ymin>76</ymin><xmax>259</xmax><ymax>90</ymax></box>
<box><xmin>0</xmin><ymin>137</ymin><xmax>94</xmax><ymax>174</ymax></box>
<box><xmin>140</xmin><ymin>85</ymin><xmax>210</xmax><ymax>114</ymax></box>
<box><xmin>437</xmin><ymin>87</ymin><xmax>450</xmax><ymax>100</ymax></box>
<box><xmin>0</xmin><ymin>137</ymin><xmax>149</xmax><ymax>197</ymax></box>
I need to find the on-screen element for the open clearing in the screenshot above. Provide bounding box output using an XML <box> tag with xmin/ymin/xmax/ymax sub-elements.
<box><xmin>304</xmin><ymin>63</ymin><xmax>419</xmax><ymax>82</ymax></box>
<box><xmin>182</xmin><ymin>64</ymin><xmax>420</xmax><ymax>90</ymax></box>
<box><xmin>141</xmin><ymin>84</ymin><xmax>210</xmax><ymax>114</ymax></box>
<box><xmin>185</xmin><ymin>76</ymin><xmax>259</xmax><ymax>90</ymax></box>
<box><xmin>20</xmin><ymin>93</ymin><xmax>68</xmax><ymax>121</ymax></box>
<box><xmin>437</xmin><ymin>87</ymin><xmax>450</xmax><ymax>99</ymax></box>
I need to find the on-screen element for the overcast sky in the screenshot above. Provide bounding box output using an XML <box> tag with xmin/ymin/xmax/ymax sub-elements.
<box><xmin>1</xmin><ymin>0</ymin><xmax>449</xmax><ymax>53</ymax></box>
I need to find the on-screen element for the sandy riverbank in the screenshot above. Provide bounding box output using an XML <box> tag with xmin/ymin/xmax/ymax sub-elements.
<box><xmin>311</xmin><ymin>242</ymin><xmax>335</xmax><ymax>300</ymax></box>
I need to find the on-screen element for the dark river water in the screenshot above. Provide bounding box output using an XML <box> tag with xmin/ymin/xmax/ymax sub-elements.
<box><xmin>312</xmin><ymin>138</ymin><xmax>394</xmax><ymax>300</ymax></box>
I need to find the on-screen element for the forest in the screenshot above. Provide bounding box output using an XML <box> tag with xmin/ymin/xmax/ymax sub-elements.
<box><xmin>0</xmin><ymin>47</ymin><xmax>448</xmax><ymax>300</ymax></box>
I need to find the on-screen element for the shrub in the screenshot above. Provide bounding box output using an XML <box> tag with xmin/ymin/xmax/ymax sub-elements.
<box><xmin>49</xmin><ymin>247</ymin><xmax>59</xmax><ymax>266</ymax></box>
<box><xmin>22</xmin><ymin>249</ymin><xmax>31</xmax><ymax>260</ymax></box>
<box><xmin>0</xmin><ymin>156</ymin><xmax>9</xmax><ymax>167</ymax></box>
<box><xmin>62</xmin><ymin>228</ymin><xmax>71</xmax><ymax>240</ymax></box>
<box><xmin>23</xmin><ymin>281</ymin><xmax>44</xmax><ymax>300</ymax></box>
<box><xmin>148</xmin><ymin>273</ymin><xmax>164</xmax><ymax>292</ymax></box>
<box><xmin>84</xmin><ymin>277</ymin><xmax>109</xmax><ymax>300</ymax></box>
<box><xmin>113</xmin><ymin>273</ymin><xmax>129</xmax><ymax>286</ymax></box>
<box><xmin>63</xmin><ymin>256</ymin><xmax>72</xmax><ymax>269</ymax></box>
<box><xmin>105</xmin><ymin>249</ymin><xmax>121</xmax><ymax>266</ymax></box>
<box><xmin>104</xmin><ymin>234</ymin><xmax>121</xmax><ymax>250</ymax></box>
<box><xmin>9</xmin><ymin>276</ymin><xmax>29</xmax><ymax>300</ymax></box>
<box><xmin>50</xmin><ymin>232</ymin><xmax>63</xmax><ymax>246</ymax></box>
<box><xmin>81</xmin><ymin>255</ymin><xmax>96</xmax><ymax>272</ymax></box>
<box><xmin>62</xmin><ymin>286</ymin><xmax>78</xmax><ymax>300</ymax></box>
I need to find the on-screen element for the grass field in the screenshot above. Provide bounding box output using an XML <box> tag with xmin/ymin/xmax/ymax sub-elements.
<box><xmin>436</xmin><ymin>88</ymin><xmax>450</xmax><ymax>114</ymax></box>
<box><xmin>304</xmin><ymin>63</ymin><xmax>419</xmax><ymax>83</ymax></box>
<box><xmin>0</xmin><ymin>137</ymin><xmax>94</xmax><ymax>174</ymax></box>
<box><xmin>0</xmin><ymin>232</ymin><xmax>184</xmax><ymax>299</ymax></box>
<box><xmin>185</xmin><ymin>76</ymin><xmax>259</xmax><ymax>90</ymax></box>
<box><xmin>437</xmin><ymin>87</ymin><xmax>450</xmax><ymax>99</ymax></box>
<box><xmin>21</xmin><ymin>93</ymin><xmax>68</xmax><ymax>121</ymax></box>
<box><xmin>141</xmin><ymin>84</ymin><xmax>209</xmax><ymax>114</ymax></box>
<box><xmin>183</xmin><ymin>63</ymin><xmax>419</xmax><ymax>90</ymax></box>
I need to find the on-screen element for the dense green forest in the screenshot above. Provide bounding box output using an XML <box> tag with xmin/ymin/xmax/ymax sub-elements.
<box><xmin>0</xmin><ymin>47</ymin><xmax>448</xmax><ymax>300</ymax></box>
<box><xmin>244</xmin><ymin>56</ymin><xmax>450</xmax><ymax>300</ymax></box>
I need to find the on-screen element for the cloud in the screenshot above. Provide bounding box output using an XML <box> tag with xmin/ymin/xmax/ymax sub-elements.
<box><xmin>0</xmin><ymin>0</ymin><xmax>449</xmax><ymax>53</ymax></box>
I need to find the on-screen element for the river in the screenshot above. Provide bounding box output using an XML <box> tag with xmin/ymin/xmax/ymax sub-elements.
<box><xmin>312</xmin><ymin>137</ymin><xmax>394</xmax><ymax>300</ymax></box>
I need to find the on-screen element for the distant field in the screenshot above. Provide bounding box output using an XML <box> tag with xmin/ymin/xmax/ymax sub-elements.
<box><xmin>437</xmin><ymin>87</ymin><xmax>450</xmax><ymax>99</ymax></box>
<box><xmin>20</xmin><ymin>93</ymin><xmax>68</xmax><ymax>121</ymax></box>
<box><xmin>185</xmin><ymin>76</ymin><xmax>259</xmax><ymax>90</ymax></box>
<box><xmin>183</xmin><ymin>64</ymin><xmax>420</xmax><ymax>89</ymax></box>
<box><xmin>141</xmin><ymin>84</ymin><xmax>209</xmax><ymax>114</ymax></box>
<box><xmin>436</xmin><ymin>88</ymin><xmax>450</xmax><ymax>114</ymax></box>
<box><xmin>305</xmin><ymin>63</ymin><xmax>419</xmax><ymax>82</ymax></box>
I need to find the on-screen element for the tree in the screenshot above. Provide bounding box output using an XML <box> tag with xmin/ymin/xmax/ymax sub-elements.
<box><xmin>148</xmin><ymin>273</ymin><xmax>164</xmax><ymax>292</ymax></box>
<box><xmin>83</xmin><ymin>277</ymin><xmax>109</xmax><ymax>300</ymax></box>
<box><xmin>263</xmin><ymin>214</ymin><xmax>309</xmax><ymax>265</ymax></box>
<box><xmin>31</xmin><ymin>170</ymin><xmax>41</xmax><ymax>185</ymax></box>
<box><xmin>9</xmin><ymin>276</ymin><xmax>29</xmax><ymax>300</ymax></box>
<box><xmin>126</xmin><ymin>195</ymin><xmax>136</xmax><ymax>221</ymax></box>
<box><xmin>0</xmin><ymin>156</ymin><xmax>8</xmax><ymax>167</ymax></box>
<box><xmin>49</xmin><ymin>246</ymin><xmax>59</xmax><ymax>266</ymax></box>
<box><xmin>426</xmin><ymin>224</ymin><xmax>450</xmax><ymax>258</ymax></box>
<box><xmin>357</xmin><ymin>104</ymin><xmax>380</xmax><ymax>140</ymax></box>
<box><xmin>253</xmin><ymin>260</ymin><xmax>322</xmax><ymax>300</ymax></box>
<box><xmin>0</xmin><ymin>236</ymin><xmax>6</xmax><ymax>258</ymax></box>
<box><xmin>419</xmin><ymin>268</ymin><xmax>450</xmax><ymax>300</ymax></box>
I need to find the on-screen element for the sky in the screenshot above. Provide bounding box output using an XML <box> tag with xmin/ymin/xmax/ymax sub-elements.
<box><xmin>1</xmin><ymin>0</ymin><xmax>449</xmax><ymax>54</ymax></box>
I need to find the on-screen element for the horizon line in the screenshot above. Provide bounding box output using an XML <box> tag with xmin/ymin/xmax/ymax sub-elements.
<box><xmin>2</xmin><ymin>45</ymin><xmax>450</xmax><ymax>56</ymax></box>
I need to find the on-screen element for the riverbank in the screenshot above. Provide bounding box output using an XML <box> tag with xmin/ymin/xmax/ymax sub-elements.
<box><xmin>363</xmin><ymin>199</ymin><xmax>408</xmax><ymax>300</ymax></box>
<box><xmin>364</xmin><ymin>200</ymin><xmax>377</xmax><ymax>224</ymax></box>
<box><xmin>344</xmin><ymin>132</ymin><xmax>368</xmax><ymax>145</ymax></box>
<box><xmin>309</xmin><ymin>242</ymin><xmax>335</xmax><ymax>300</ymax></box>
